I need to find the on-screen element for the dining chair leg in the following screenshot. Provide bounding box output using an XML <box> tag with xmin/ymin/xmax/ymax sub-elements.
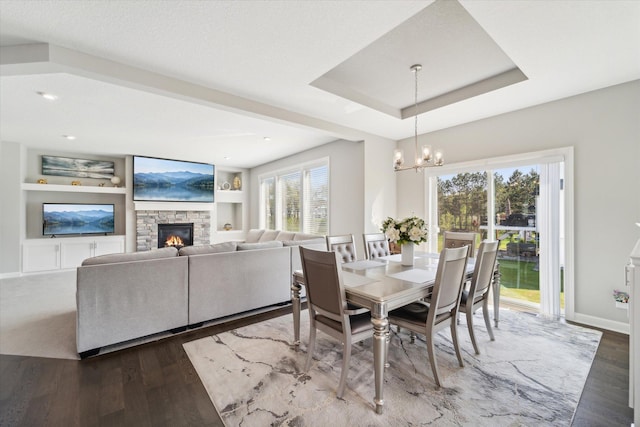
<box><xmin>305</xmin><ymin>320</ymin><xmax>317</xmax><ymax>372</ymax></box>
<box><xmin>482</xmin><ymin>301</ymin><xmax>495</xmax><ymax>341</ymax></box>
<box><xmin>336</xmin><ymin>339</ymin><xmax>351</xmax><ymax>398</ymax></box>
<box><xmin>425</xmin><ymin>332</ymin><xmax>441</xmax><ymax>388</ymax></box>
<box><xmin>466</xmin><ymin>307</ymin><xmax>480</xmax><ymax>355</ymax></box>
<box><xmin>450</xmin><ymin>315</ymin><xmax>465</xmax><ymax>367</ymax></box>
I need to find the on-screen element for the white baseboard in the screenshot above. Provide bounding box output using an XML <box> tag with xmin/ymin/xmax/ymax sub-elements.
<box><xmin>570</xmin><ymin>312</ymin><xmax>630</xmax><ymax>335</ymax></box>
<box><xmin>0</xmin><ymin>272</ymin><xmax>22</xmax><ymax>279</ymax></box>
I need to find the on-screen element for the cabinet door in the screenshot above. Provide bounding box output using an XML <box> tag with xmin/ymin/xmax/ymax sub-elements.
<box><xmin>94</xmin><ymin>239</ymin><xmax>124</xmax><ymax>257</ymax></box>
<box><xmin>23</xmin><ymin>242</ymin><xmax>60</xmax><ymax>272</ymax></box>
<box><xmin>60</xmin><ymin>241</ymin><xmax>93</xmax><ymax>269</ymax></box>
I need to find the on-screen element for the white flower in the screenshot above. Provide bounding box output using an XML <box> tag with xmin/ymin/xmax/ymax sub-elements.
<box><xmin>385</xmin><ymin>228</ymin><xmax>400</xmax><ymax>243</ymax></box>
<box><xmin>408</xmin><ymin>226</ymin><xmax>424</xmax><ymax>241</ymax></box>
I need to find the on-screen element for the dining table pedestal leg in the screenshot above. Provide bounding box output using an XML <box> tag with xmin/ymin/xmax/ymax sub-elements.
<box><xmin>371</xmin><ymin>313</ymin><xmax>389</xmax><ymax>414</ymax></box>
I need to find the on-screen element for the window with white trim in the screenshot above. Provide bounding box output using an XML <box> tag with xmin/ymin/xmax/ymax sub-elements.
<box><xmin>259</xmin><ymin>159</ymin><xmax>329</xmax><ymax>234</ymax></box>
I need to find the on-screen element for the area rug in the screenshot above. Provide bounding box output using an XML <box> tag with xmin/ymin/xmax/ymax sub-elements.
<box><xmin>0</xmin><ymin>271</ymin><xmax>79</xmax><ymax>360</ymax></box>
<box><xmin>183</xmin><ymin>309</ymin><xmax>601</xmax><ymax>426</ymax></box>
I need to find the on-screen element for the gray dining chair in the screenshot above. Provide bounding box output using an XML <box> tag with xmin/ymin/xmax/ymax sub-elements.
<box><xmin>299</xmin><ymin>246</ymin><xmax>372</xmax><ymax>398</ymax></box>
<box><xmin>459</xmin><ymin>240</ymin><xmax>500</xmax><ymax>354</ymax></box>
<box><xmin>388</xmin><ymin>245</ymin><xmax>470</xmax><ymax>388</ymax></box>
<box><xmin>362</xmin><ymin>233</ymin><xmax>391</xmax><ymax>260</ymax></box>
<box><xmin>443</xmin><ymin>231</ymin><xmax>478</xmax><ymax>257</ymax></box>
<box><xmin>326</xmin><ymin>234</ymin><xmax>358</xmax><ymax>263</ymax></box>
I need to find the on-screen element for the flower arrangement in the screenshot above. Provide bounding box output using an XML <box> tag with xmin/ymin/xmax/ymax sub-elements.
<box><xmin>381</xmin><ymin>216</ymin><xmax>428</xmax><ymax>245</ymax></box>
<box><xmin>613</xmin><ymin>290</ymin><xmax>629</xmax><ymax>303</ymax></box>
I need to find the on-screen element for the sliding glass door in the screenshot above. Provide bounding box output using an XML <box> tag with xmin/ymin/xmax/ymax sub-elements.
<box><xmin>426</xmin><ymin>151</ymin><xmax>568</xmax><ymax>318</ymax></box>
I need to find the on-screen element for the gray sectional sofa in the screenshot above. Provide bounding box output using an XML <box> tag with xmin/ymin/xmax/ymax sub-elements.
<box><xmin>76</xmin><ymin>229</ymin><xmax>325</xmax><ymax>358</ymax></box>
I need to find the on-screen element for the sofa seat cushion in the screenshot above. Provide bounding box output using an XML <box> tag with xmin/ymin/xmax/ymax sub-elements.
<box><xmin>81</xmin><ymin>246</ymin><xmax>178</xmax><ymax>266</ymax></box>
<box><xmin>258</xmin><ymin>230</ymin><xmax>281</xmax><ymax>242</ymax></box>
<box><xmin>237</xmin><ymin>241</ymin><xmax>284</xmax><ymax>251</ymax></box>
<box><xmin>245</xmin><ymin>229</ymin><xmax>266</xmax><ymax>243</ymax></box>
<box><xmin>179</xmin><ymin>242</ymin><xmax>237</xmax><ymax>256</ymax></box>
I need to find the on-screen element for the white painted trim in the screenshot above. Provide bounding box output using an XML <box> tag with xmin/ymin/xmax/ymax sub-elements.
<box><xmin>571</xmin><ymin>312</ymin><xmax>630</xmax><ymax>335</ymax></box>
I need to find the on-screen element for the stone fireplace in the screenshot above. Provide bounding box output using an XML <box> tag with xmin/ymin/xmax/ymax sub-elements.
<box><xmin>136</xmin><ymin>210</ymin><xmax>210</xmax><ymax>252</ymax></box>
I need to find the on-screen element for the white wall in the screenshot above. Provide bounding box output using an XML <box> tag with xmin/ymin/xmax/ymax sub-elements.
<box><xmin>395</xmin><ymin>80</ymin><xmax>640</xmax><ymax>330</ymax></box>
<box><xmin>0</xmin><ymin>141</ymin><xmax>23</xmax><ymax>274</ymax></box>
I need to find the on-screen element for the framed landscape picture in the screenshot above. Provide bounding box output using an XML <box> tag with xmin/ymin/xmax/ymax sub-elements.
<box><xmin>42</xmin><ymin>155</ymin><xmax>115</xmax><ymax>179</ymax></box>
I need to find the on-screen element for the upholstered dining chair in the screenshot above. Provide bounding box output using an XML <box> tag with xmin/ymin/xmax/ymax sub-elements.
<box><xmin>388</xmin><ymin>246</ymin><xmax>470</xmax><ymax>388</ymax></box>
<box><xmin>326</xmin><ymin>234</ymin><xmax>358</xmax><ymax>263</ymax></box>
<box><xmin>459</xmin><ymin>240</ymin><xmax>500</xmax><ymax>354</ymax></box>
<box><xmin>443</xmin><ymin>231</ymin><xmax>478</xmax><ymax>257</ymax></box>
<box><xmin>362</xmin><ymin>233</ymin><xmax>391</xmax><ymax>260</ymax></box>
<box><xmin>299</xmin><ymin>246</ymin><xmax>372</xmax><ymax>398</ymax></box>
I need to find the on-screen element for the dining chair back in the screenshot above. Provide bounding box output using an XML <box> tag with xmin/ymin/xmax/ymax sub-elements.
<box><xmin>388</xmin><ymin>245</ymin><xmax>470</xmax><ymax>387</ymax></box>
<box><xmin>460</xmin><ymin>240</ymin><xmax>499</xmax><ymax>354</ymax></box>
<box><xmin>362</xmin><ymin>233</ymin><xmax>391</xmax><ymax>260</ymax></box>
<box><xmin>299</xmin><ymin>246</ymin><xmax>372</xmax><ymax>398</ymax></box>
<box><xmin>326</xmin><ymin>234</ymin><xmax>358</xmax><ymax>263</ymax></box>
<box><xmin>443</xmin><ymin>231</ymin><xmax>478</xmax><ymax>257</ymax></box>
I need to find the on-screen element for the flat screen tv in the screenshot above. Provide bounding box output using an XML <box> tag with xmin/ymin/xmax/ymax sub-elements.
<box><xmin>43</xmin><ymin>203</ymin><xmax>115</xmax><ymax>236</ymax></box>
<box><xmin>133</xmin><ymin>155</ymin><xmax>215</xmax><ymax>202</ymax></box>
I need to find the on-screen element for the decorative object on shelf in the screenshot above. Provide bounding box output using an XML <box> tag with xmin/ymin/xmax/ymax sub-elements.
<box><xmin>71</xmin><ymin>180</ymin><xmax>81</xmax><ymax>186</ymax></box>
<box><xmin>42</xmin><ymin>155</ymin><xmax>115</xmax><ymax>178</ymax></box>
<box><xmin>221</xmin><ymin>181</ymin><xmax>231</xmax><ymax>190</ymax></box>
<box><xmin>233</xmin><ymin>176</ymin><xmax>241</xmax><ymax>191</ymax></box>
<box><xmin>614</xmin><ymin>289</ymin><xmax>630</xmax><ymax>309</ymax></box>
<box><xmin>98</xmin><ymin>183</ymin><xmax>105</xmax><ymax>187</ymax></box>
<box><xmin>393</xmin><ymin>64</ymin><xmax>444</xmax><ymax>172</ymax></box>
<box><xmin>613</xmin><ymin>289</ymin><xmax>629</xmax><ymax>303</ymax></box>
<box><xmin>223</xmin><ymin>223</ymin><xmax>233</xmax><ymax>231</ymax></box>
<box><xmin>36</xmin><ymin>178</ymin><xmax>47</xmax><ymax>184</ymax></box>
<box><xmin>110</xmin><ymin>176</ymin><xmax>121</xmax><ymax>187</ymax></box>
<box><xmin>381</xmin><ymin>215</ymin><xmax>429</xmax><ymax>266</ymax></box>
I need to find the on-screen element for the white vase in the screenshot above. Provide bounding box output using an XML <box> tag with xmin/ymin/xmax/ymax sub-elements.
<box><xmin>401</xmin><ymin>243</ymin><xmax>415</xmax><ymax>266</ymax></box>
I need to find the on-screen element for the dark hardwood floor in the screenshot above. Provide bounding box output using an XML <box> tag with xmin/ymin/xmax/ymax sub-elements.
<box><xmin>0</xmin><ymin>305</ymin><xmax>634</xmax><ymax>427</ymax></box>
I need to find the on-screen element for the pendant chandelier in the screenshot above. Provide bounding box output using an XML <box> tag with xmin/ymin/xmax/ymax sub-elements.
<box><xmin>393</xmin><ymin>64</ymin><xmax>444</xmax><ymax>172</ymax></box>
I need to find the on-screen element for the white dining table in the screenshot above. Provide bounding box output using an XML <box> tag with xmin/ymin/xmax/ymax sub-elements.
<box><xmin>291</xmin><ymin>252</ymin><xmax>500</xmax><ymax>415</ymax></box>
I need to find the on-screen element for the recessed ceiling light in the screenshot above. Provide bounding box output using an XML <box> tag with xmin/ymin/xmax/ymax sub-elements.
<box><xmin>62</xmin><ymin>135</ymin><xmax>76</xmax><ymax>140</ymax></box>
<box><xmin>224</xmin><ymin>156</ymin><xmax>230</xmax><ymax>160</ymax></box>
<box><xmin>37</xmin><ymin>91</ymin><xmax>58</xmax><ymax>101</ymax></box>
<box><xmin>264</xmin><ymin>137</ymin><xmax>271</xmax><ymax>142</ymax></box>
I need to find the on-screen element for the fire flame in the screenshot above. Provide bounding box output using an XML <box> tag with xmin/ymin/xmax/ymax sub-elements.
<box><xmin>165</xmin><ymin>235</ymin><xmax>184</xmax><ymax>247</ymax></box>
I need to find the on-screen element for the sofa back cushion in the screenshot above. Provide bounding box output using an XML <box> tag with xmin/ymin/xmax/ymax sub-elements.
<box><xmin>178</xmin><ymin>242</ymin><xmax>237</xmax><ymax>256</ymax></box>
<box><xmin>281</xmin><ymin>238</ymin><xmax>326</xmax><ymax>247</ymax></box>
<box><xmin>237</xmin><ymin>241</ymin><xmax>284</xmax><ymax>251</ymax></box>
<box><xmin>275</xmin><ymin>231</ymin><xmax>296</xmax><ymax>241</ymax></box>
<box><xmin>293</xmin><ymin>232</ymin><xmax>323</xmax><ymax>241</ymax></box>
<box><xmin>81</xmin><ymin>246</ymin><xmax>178</xmax><ymax>266</ymax></box>
<box><xmin>245</xmin><ymin>229</ymin><xmax>265</xmax><ymax>243</ymax></box>
<box><xmin>258</xmin><ymin>229</ymin><xmax>281</xmax><ymax>242</ymax></box>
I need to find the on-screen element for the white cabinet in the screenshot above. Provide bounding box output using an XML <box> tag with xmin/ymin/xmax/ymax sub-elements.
<box><xmin>23</xmin><ymin>236</ymin><xmax>125</xmax><ymax>272</ymax></box>
<box><xmin>22</xmin><ymin>240</ymin><xmax>61</xmax><ymax>272</ymax></box>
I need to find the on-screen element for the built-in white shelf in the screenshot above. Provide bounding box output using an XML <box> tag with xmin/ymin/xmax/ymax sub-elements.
<box><xmin>22</xmin><ymin>183</ymin><xmax>126</xmax><ymax>194</ymax></box>
<box><xmin>216</xmin><ymin>190</ymin><xmax>244</xmax><ymax>203</ymax></box>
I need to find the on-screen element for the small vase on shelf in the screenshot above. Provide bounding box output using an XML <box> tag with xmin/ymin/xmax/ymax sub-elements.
<box><xmin>401</xmin><ymin>243</ymin><xmax>415</xmax><ymax>266</ymax></box>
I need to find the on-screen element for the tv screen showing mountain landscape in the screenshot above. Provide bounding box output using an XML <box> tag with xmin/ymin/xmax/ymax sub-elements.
<box><xmin>43</xmin><ymin>204</ymin><xmax>115</xmax><ymax>236</ymax></box>
<box><xmin>133</xmin><ymin>156</ymin><xmax>215</xmax><ymax>202</ymax></box>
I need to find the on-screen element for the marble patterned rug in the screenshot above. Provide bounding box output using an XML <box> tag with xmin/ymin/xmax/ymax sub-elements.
<box><xmin>183</xmin><ymin>309</ymin><xmax>601</xmax><ymax>426</ymax></box>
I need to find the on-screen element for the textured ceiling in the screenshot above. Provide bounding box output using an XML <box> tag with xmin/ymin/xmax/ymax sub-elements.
<box><xmin>1</xmin><ymin>0</ymin><xmax>639</xmax><ymax>168</ymax></box>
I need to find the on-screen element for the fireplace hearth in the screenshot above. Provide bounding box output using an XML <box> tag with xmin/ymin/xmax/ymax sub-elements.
<box><xmin>158</xmin><ymin>223</ymin><xmax>194</xmax><ymax>249</ymax></box>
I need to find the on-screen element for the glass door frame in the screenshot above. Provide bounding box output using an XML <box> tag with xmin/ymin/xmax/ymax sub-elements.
<box><xmin>422</xmin><ymin>147</ymin><xmax>575</xmax><ymax>320</ymax></box>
